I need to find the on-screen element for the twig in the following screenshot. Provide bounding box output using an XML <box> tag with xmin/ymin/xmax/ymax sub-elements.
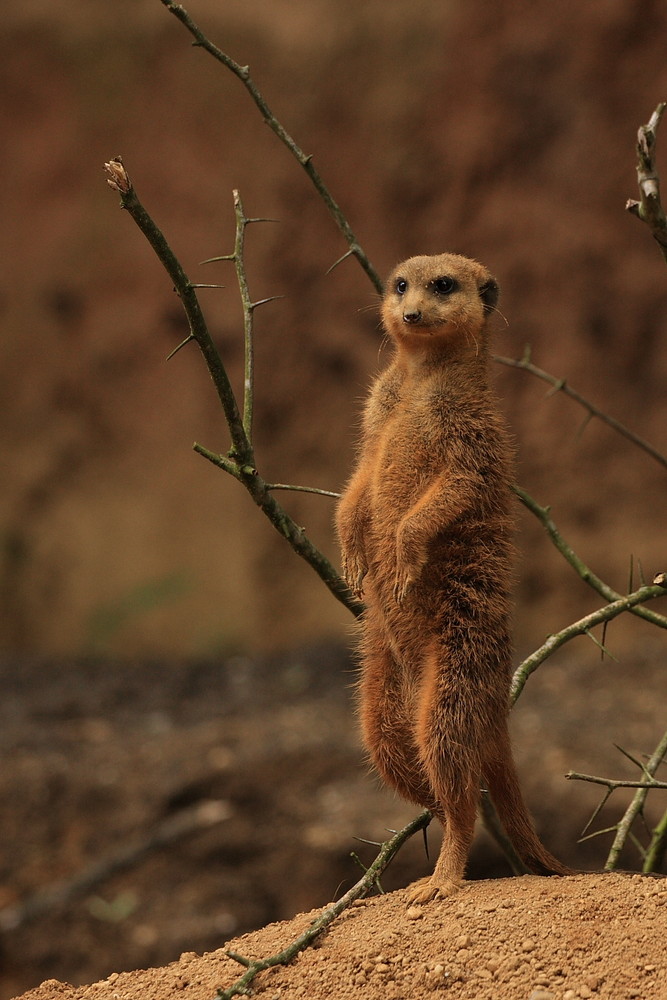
<box><xmin>202</xmin><ymin>190</ymin><xmax>282</xmax><ymax>441</ymax></box>
<box><xmin>266</xmin><ymin>483</ymin><xmax>341</xmax><ymax>499</ymax></box>
<box><xmin>0</xmin><ymin>802</ymin><xmax>230</xmax><ymax>933</ymax></box>
<box><xmin>513</xmin><ymin>485</ymin><xmax>667</xmax><ymax>631</ymax></box>
<box><xmin>644</xmin><ymin>807</ymin><xmax>667</xmax><ymax>873</ymax></box>
<box><xmin>216</xmin><ymin>810</ymin><xmax>431</xmax><ymax>1000</ymax></box>
<box><xmin>626</xmin><ymin>102</ymin><xmax>667</xmax><ymax>263</ymax></box>
<box><xmin>605</xmin><ymin>725</ymin><xmax>667</xmax><ymax>871</ymax></box>
<box><xmin>105</xmin><ymin>159</ymin><xmax>362</xmax><ymax>619</ymax></box>
<box><xmin>565</xmin><ymin>772</ymin><xmax>667</xmax><ymax>792</ymax></box>
<box><xmin>104</xmin><ymin>157</ymin><xmax>250</xmax><ymax>463</ymax></box>
<box><xmin>510</xmin><ymin>577</ymin><xmax>667</xmax><ymax>704</ymax></box>
<box><xmin>159</xmin><ymin>0</ymin><xmax>383</xmax><ymax>295</ymax></box>
<box><xmin>194</xmin><ymin>443</ymin><xmax>364</xmax><ymax>618</ymax></box>
<box><xmin>496</xmin><ymin>351</ymin><xmax>667</xmax><ymax>471</ymax></box>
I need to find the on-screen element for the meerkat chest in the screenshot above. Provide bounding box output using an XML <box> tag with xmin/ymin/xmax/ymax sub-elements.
<box><xmin>369</xmin><ymin>401</ymin><xmax>448</xmax><ymax>507</ymax></box>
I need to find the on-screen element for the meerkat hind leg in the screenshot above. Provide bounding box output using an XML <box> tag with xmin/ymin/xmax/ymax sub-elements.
<box><xmin>405</xmin><ymin>790</ymin><xmax>478</xmax><ymax>904</ymax></box>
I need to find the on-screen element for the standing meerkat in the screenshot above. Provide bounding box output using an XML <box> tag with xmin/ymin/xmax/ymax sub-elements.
<box><xmin>336</xmin><ymin>252</ymin><xmax>571</xmax><ymax>903</ymax></box>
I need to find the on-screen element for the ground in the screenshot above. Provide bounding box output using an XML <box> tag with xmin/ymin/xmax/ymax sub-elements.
<box><xmin>1</xmin><ymin>645</ymin><xmax>666</xmax><ymax>1000</ymax></box>
<box><xmin>16</xmin><ymin>873</ymin><xmax>667</xmax><ymax>1000</ymax></box>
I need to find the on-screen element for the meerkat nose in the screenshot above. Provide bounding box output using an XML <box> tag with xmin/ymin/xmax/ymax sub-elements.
<box><xmin>403</xmin><ymin>310</ymin><xmax>422</xmax><ymax>324</ymax></box>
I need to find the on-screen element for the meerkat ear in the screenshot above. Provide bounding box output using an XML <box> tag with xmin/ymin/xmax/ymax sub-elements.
<box><xmin>479</xmin><ymin>277</ymin><xmax>500</xmax><ymax>314</ymax></box>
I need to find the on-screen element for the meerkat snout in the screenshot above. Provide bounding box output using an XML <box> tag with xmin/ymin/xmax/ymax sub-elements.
<box><xmin>403</xmin><ymin>309</ymin><xmax>422</xmax><ymax>324</ymax></box>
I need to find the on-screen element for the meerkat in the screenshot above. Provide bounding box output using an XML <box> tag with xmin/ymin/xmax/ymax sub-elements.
<box><xmin>336</xmin><ymin>252</ymin><xmax>571</xmax><ymax>903</ymax></box>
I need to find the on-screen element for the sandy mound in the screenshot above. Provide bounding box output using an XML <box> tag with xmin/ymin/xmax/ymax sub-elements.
<box><xmin>17</xmin><ymin>873</ymin><xmax>667</xmax><ymax>1000</ymax></box>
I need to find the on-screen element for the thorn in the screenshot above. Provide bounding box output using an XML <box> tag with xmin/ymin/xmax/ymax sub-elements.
<box><xmin>225</xmin><ymin>950</ymin><xmax>252</xmax><ymax>968</ymax></box>
<box><xmin>545</xmin><ymin>378</ymin><xmax>566</xmax><ymax>398</ymax></box>
<box><xmin>352</xmin><ymin>837</ymin><xmax>383</xmax><ymax>848</ymax></box>
<box><xmin>583</xmin><ymin>628</ymin><xmax>618</xmax><ymax>662</ymax></box>
<box><xmin>246</xmin><ymin>217</ymin><xmax>281</xmax><ymax>225</ymax></box>
<box><xmin>326</xmin><ymin>249</ymin><xmax>354</xmax><ymax>275</ymax></box>
<box><xmin>166</xmin><ymin>333</ymin><xmax>195</xmax><ymax>361</ymax></box>
<box><xmin>614</xmin><ymin>744</ymin><xmax>646</xmax><ymax>772</ymax></box>
<box><xmin>200</xmin><ymin>255</ymin><xmax>235</xmax><ymax>264</ymax></box>
<box><xmin>250</xmin><ymin>295</ymin><xmax>284</xmax><ymax>309</ymax></box>
<box><xmin>637</xmin><ymin>559</ymin><xmax>647</xmax><ymax>587</ymax></box>
<box><xmin>575</xmin><ymin>411</ymin><xmax>593</xmax><ymax>439</ymax></box>
<box><xmin>191</xmin><ymin>283</ymin><xmax>226</xmax><ymax>289</ymax></box>
<box><xmin>422</xmin><ymin>824</ymin><xmax>430</xmax><ymax>861</ymax></box>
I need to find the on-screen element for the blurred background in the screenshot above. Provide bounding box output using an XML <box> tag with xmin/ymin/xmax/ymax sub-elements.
<box><xmin>1</xmin><ymin>0</ymin><xmax>667</xmax><ymax>995</ymax></box>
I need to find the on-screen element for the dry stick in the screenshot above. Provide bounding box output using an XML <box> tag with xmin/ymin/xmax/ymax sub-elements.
<box><xmin>201</xmin><ymin>190</ymin><xmax>282</xmax><ymax>441</ymax></box>
<box><xmin>565</xmin><ymin>772</ymin><xmax>667</xmax><ymax>792</ymax></box>
<box><xmin>513</xmin><ymin>485</ymin><xmax>667</xmax><ymax>631</ymax></box>
<box><xmin>104</xmin><ymin>157</ymin><xmax>250</xmax><ymax>464</ymax></box>
<box><xmin>510</xmin><ymin>577</ymin><xmax>667</xmax><ymax>705</ymax></box>
<box><xmin>159</xmin><ymin>0</ymin><xmax>383</xmax><ymax>295</ymax></box>
<box><xmin>603</xmin><ymin>726</ymin><xmax>667</xmax><ymax>873</ymax></box>
<box><xmin>626</xmin><ymin>102</ymin><xmax>667</xmax><ymax>264</ymax></box>
<box><xmin>104</xmin><ymin>159</ymin><xmax>362</xmax><ymax>619</ymax></box>
<box><xmin>644</xmin><ymin>808</ymin><xmax>667</xmax><ymax>873</ymax></box>
<box><xmin>216</xmin><ymin>810</ymin><xmax>431</xmax><ymax>1000</ymax></box>
<box><xmin>496</xmin><ymin>351</ymin><xmax>667</xmax><ymax>472</ymax></box>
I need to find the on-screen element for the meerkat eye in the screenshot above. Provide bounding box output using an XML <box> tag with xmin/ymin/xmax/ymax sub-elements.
<box><xmin>432</xmin><ymin>276</ymin><xmax>457</xmax><ymax>296</ymax></box>
<box><xmin>395</xmin><ymin>278</ymin><xmax>408</xmax><ymax>296</ymax></box>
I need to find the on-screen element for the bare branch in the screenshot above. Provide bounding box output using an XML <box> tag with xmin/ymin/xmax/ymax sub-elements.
<box><xmin>216</xmin><ymin>810</ymin><xmax>431</xmax><ymax>1000</ymax></box>
<box><xmin>510</xmin><ymin>578</ymin><xmax>667</xmax><ymax>704</ymax></box>
<box><xmin>104</xmin><ymin>160</ymin><xmax>362</xmax><ymax>619</ymax></box>
<box><xmin>266</xmin><ymin>483</ymin><xmax>342</xmax><ymax>499</ymax></box>
<box><xmin>160</xmin><ymin>0</ymin><xmax>383</xmax><ymax>294</ymax></box>
<box><xmin>104</xmin><ymin>157</ymin><xmax>251</xmax><ymax>464</ymax></box>
<box><xmin>513</xmin><ymin>485</ymin><xmax>667</xmax><ymax>631</ymax></box>
<box><xmin>496</xmin><ymin>351</ymin><xmax>667</xmax><ymax>472</ymax></box>
<box><xmin>605</xmin><ymin>726</ymin><xmax>667</xmax><ymax>872</ymax></box>
<box><xmin>565</xmin><ymin>772</ymin><xmax>667</xmax><ymax>792</ymax></box>
<box><xmin>194</xmin><ymin>443</ymin><xmax>364</xmax><ymax>618</ymax></box>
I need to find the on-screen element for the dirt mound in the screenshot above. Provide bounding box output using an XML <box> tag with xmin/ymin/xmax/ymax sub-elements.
<box><xmin>17</xmin><ymin>873</ymin><xmax>667</xmax><ymax>1000</ymax></box>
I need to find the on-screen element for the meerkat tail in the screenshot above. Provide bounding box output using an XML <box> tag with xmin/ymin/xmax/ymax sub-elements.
<box><xmin>484</xmin><ymin>744</ymin><xmax>574</xmax><ymax>877</ymax></box>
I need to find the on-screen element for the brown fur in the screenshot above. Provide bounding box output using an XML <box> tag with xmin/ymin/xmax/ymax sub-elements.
<box><xmin>336</xmin><ymin>252</ymin><xmax>571</xmax><ymax>902</ymax></box>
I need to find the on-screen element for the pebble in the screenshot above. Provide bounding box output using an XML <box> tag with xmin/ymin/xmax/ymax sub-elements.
<box><xmin>528</xmin><ymin>991</ymin><xmax>555</xmax><ymax>1000</ymax></box>
<box><xmin>406</xmin><ymin>906</ymin><xmax>423</xmax><ymax>920</ymax></box>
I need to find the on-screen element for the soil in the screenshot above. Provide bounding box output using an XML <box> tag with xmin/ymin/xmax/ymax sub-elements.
<box><xmin>17</xmin><ymin>873</ymin><xmax>667</xmax><ymax>1000</ymax></box>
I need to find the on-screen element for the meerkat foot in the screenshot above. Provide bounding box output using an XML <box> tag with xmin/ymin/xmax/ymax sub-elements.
<box><xmin>406</xmin><ymin>875</ymin><xmax>462</xmax><ymax>905</ymax></box>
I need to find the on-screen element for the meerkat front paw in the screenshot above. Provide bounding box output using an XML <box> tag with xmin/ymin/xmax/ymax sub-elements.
<box><xmin>341</xmin><ymin>552</ymin><xmax>367</xmax><ymax>599</ymax></box>
<box><xmin>392</xmin><ymin>566</ymin><xmax>415</xmax><ymax>603</ymax></box>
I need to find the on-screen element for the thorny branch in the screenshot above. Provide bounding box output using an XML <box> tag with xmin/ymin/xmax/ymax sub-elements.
<box><xmin>104</xmin><ymin>158</ymin><xmax>362</xmax><ymax>620</ymax></box>
<box><xmin>496</xmin><ymin>350</ymin><xmax>667</xmax><ymax>472</ymax></box>
<box><xmin>510</xmin><ymin>575</ymin><xmax>667</xmax><ymax>705</ymax></box>
<box><xmin>513</xmin><ymin>485</ymin><xmax>667</xmax><ymax>631</ymax></box>
<box><xmin>216</xmin><ymin>811</ymin><xmax>431</xmax><ymax>1000</ymax></box>
<box><xmin>565</xmin><ymin>727</ymin><xmax>667</xmax><ymax>874</ymax></box>
<box><xmin>160</xmin><ymin>0</ymin><xmax>383</xmax><ymax>294</ymax></box>
<box><xmin>604</xmin><ymin>727</ymin><xmax>667</xmax><ymax>873</ymax></box>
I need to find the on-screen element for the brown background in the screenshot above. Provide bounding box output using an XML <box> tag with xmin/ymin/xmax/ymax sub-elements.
<box><xmin>2</xmin><ymin>1</ymin><xmax>667</xmax><ymax>996</ymax></box>
<box><xmin>2</xmin><ymin>0</ymin><xmax>667</xmax><ymax>659</ymax></box>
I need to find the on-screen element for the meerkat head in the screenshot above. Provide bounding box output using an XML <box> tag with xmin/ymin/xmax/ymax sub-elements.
<box><xmin>381</xmin><ymin>253</ymin><xmax>499</xmax><ymax>356</ymax></box>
